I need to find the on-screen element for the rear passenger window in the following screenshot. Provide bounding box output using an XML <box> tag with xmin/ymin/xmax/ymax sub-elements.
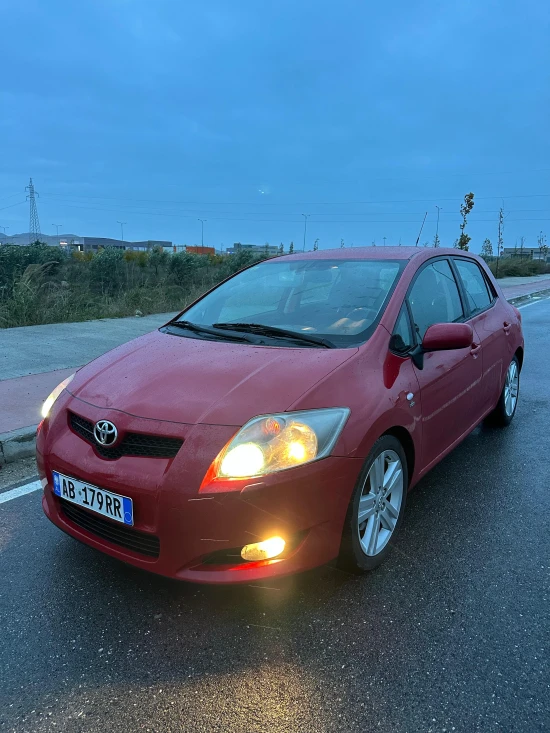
<box><xmin>408</xmin><ymin>260</ymin><xmax>464</xmax><ymax>339</ymax></box>
<box><xmin>454</xmin><ymin>259</ymin><xmax>492</xmax><ymax>315</ymax></box>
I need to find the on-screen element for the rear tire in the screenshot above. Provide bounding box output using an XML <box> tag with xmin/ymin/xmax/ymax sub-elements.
<box><xmin>486</xmin><ymin>355</ymin><xmax>520</xmax><ymax>427</ymax></box>
<box><xmin>339</xmin><ymin>435</ymin><xmax>408</xmax><ymax>573</ymax></box>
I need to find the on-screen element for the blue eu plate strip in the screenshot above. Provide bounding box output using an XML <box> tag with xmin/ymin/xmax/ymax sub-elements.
<box><xmin>52</xmin><ymin>471</ymin><xmax>61</xmax><ymax>496</ymax></box>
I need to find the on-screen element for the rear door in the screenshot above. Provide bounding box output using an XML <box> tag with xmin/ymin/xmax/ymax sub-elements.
<box><xmin>405</xmin><ymin>258</ymin><xmax>483</xmax><ymax>471</ymax></box>
<box><xmin>452</xmin><ymin>257</ymin><xmax>507</xmax><ymax>412</ymax></box>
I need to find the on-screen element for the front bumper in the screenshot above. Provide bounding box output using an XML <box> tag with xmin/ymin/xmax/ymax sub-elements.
<box><xmin>38</xmin><ymin>396</ymin><xmax>362</xmax><ymax>584</ymax></box>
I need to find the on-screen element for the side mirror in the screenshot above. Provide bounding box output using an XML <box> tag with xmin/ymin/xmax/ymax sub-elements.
<box><xmin>410</xmin><ymin>323</ymin><xmax>474</xmax><ymax>369</ymax></box>
<box><xmin>422</xmin><ymin>323</ymin><xmax>474</xmax><ymax>351</ymax></box>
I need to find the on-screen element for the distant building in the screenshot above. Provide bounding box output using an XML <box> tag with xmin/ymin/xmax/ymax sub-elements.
<box><xmin>60</xmin><ymin>237</ymin><xmax>172</xmax><ymax>252</ymax></box>
<box><xmin>227</xmin><ymin>242</ymin><xmax>279</xmax><ymax>256</ymax></box>
<box><xmin>502</xmin><ymin>246</ymin><xmax>550</xmax><ymax>262</ymax></box>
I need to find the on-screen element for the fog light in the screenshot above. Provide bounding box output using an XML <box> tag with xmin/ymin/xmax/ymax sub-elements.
<box><xmin>240</xmin><ymin>536</ymin><xmax>286</xmax><ymax>562</ymax></box>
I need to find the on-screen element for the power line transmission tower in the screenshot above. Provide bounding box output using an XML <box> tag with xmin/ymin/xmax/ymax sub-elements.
<box><xmin>25</xmin><ymin>178</ymin><xmax>41</xmax><ymax>243</ymax></box>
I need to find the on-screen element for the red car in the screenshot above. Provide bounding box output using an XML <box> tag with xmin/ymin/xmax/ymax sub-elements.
<box><xmin>38</xmin><ymin>247</ymin><xmax>523</xmax><ymax>583</ymax></box>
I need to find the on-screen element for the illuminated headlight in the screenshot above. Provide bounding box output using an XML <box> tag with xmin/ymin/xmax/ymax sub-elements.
<box><xmin>214</xmin><ymin>408</ymin><xmax>350</xmax><ymax>480</ymax></box>
<box><xmin>41</xmin><ymin>374</ymin><xmax>75</xmax><ymax>418</ymax></box>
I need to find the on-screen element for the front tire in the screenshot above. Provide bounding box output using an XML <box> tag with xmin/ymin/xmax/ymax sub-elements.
<box><xmin>487</xmin><ymin>355</ymin><xmax>520</xmax><ymax>427</ymax></box>
<box><xmin>339</xmin><ymin>435</ymin><xmax>408</xmax><ymax>572</ymax></box>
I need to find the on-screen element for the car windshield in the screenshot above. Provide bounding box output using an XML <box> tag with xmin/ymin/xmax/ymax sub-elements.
<box><xmin>178</xmin><ymin>258</ymin><xmax>404</xmax><ymax>347</ymax></box>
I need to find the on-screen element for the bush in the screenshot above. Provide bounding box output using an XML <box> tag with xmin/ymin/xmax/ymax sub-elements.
<box><xmin>488</xmin><ymin>258</ymin><xmax>550</xmax><ymax>278</ymax></box>
<box><xmin>0</xmin><ymin>244</ymin><xmax>272</xmax><ymax>328</ymax></box>
<box><xmin>0</xmin><ymin>243</ymin><xmax>65</xmax><ymax>287</ymax></box>
<box><xmin>89</xmin><ymin>247</ymin><xmax>126</xmax><ymax>294</ymax></box>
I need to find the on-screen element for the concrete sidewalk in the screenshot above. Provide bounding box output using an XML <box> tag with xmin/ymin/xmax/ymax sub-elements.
<box><xmin>1</xmin><ymin>276</ymin><xmax>549</xmax><ymax>464</ymax></box>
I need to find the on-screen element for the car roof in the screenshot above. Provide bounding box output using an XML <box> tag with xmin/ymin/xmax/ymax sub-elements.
<box><xmin>275</xmin><ymin>246</ymin><xmax>479</xmax><ymax>262</ymax></box>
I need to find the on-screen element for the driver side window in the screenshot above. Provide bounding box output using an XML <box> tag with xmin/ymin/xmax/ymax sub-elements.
<box><xmin>408</xmin><ymin>260</ymin><xmax>463</xmax><ymax>339</ymax></box>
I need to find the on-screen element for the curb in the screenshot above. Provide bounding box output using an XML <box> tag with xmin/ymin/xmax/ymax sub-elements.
<box><xmin>1</xmin><ymin>289</ymin><xmax>549</xmax><ymax>466</ymax></box>
<box><xmin>0</xmin><ymin>425</ymin><xmax>39</xmax><ymax>466</ymax></box>
<box><xmin>507</xmin><ymin>286</ymin><xmax>550</xmax><ymax>306</ymax></box>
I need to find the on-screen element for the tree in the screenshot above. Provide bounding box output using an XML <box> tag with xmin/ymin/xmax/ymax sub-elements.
<box><xmin>481</xmin><ymin>238</ymin><xmax>493</xmax><ymax>258</ymax></box>
<box><xmin>455</xmin><ymin>192</ymin><xmax>475</xmax><ymax>251</ymax></box>
<box><xmin>340</xmin><ymin>238</ymin><xmax>345</xmax><ymax>248</ymax></box>
<box><xmin>289</xmin><ymin>241</ymin><xmax>294</xmax><ymax>254</ymax></box>
<box><xmin>538</xmin><ymin>231</ymin><xmax>548</xmax><ymax>260</ymax></box>
<box><xmin>313</xmin><ymin>238</ymin><xmax>319</xmax><ymax>251</ymax></box>
<box><xmin>433</xmin><ymin>233</ymin><xmax>441</xmax><ymax>248</ymax></box>
<box><xmin>278</xmin><ymin>243</ymin><xmax>284</xmax><ymax>255</ymax></box>
<box><xmin>149</xmin><ymin>246</ymin><xmax>168</xmax><ymax>277</ymax></box>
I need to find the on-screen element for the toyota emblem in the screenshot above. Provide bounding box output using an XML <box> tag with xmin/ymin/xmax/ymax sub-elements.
<box><xmin>93</xmin><ymin>420</ymin><xmax>118</xmax><ymax>446</ymax></box>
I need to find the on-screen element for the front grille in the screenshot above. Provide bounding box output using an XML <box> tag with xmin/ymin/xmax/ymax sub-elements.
<box><xmin>69</xmin><ymin>412</ymin><xmax>183</xmax><ymax>460</ymax></box>
<box><xmin>60</xmin><ymin>500</ymin><xmax>160</xmax><ymax>558</ymax></box>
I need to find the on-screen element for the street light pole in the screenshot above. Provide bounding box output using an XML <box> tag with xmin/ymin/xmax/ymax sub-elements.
<box><xmin>198</xmin><ymin>219</ymin><xmax>206</xmax><ymax>247</ymax></box>
<box><xmin>117</xmin><ymin>221</ymin><xmax>126</xmax><ymax>244</ymax></box>
<box><xmin>435</xmin><ymin>206</ymin><xmax>442</xmax><ymax>239</ymax></box>
<box><xmin>302</xmin><ymin>213</ymin><xmax>309</xmax><ymax>251</ymax></box>
<box><xmin>52</xmin><ymin>224</ymin><xmax>63</xmax><ymax>245</ymax></box>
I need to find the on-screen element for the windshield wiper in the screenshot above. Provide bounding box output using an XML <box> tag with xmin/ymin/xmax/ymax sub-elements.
<box><xmin>167</xmin><ymin>320</ymin><xmax>256</xmax><ymax>343</ymax></box>
<box><xmin>212</xmin><ymin>322</ymin><xmax>335</xmax><ymax>348</ymax></box>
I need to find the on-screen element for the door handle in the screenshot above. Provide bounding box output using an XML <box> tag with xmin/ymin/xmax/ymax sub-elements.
<box><xmin>503</xmin><ymin>321</ymin><xmax>511</xmax><ymax>334</ymax></box>
<box><xmin>470</xmin><ymin>343</ymin><xmax>481</xmax><ymax>358</ymax></box>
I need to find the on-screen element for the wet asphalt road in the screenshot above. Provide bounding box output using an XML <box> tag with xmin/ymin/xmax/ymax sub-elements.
<box><xmin>1</xmin><ymin>299</ymin><xmax>549</xmax><ymax>733</ymax></box>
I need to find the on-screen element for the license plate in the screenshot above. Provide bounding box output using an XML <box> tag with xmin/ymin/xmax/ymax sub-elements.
<box><xmin>52</xmin><ymin>471</ymin><xmax>133</xmax><ymax>526</ymax></box>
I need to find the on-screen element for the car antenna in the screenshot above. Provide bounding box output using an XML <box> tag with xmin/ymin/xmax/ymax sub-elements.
<box><xmin>415</xmin><ymin>212</ymin><xmax>428</xmax><ymax>247</ymax></box>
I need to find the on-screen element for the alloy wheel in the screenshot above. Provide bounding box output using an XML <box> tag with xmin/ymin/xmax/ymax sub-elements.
<box><xmin>504</xmin><ymin>360</ymin><xmax>519</xmax><ymax>416</ymax></box>
<box><xmin>357</xmin><ymin>450</ymin><xmax>404</xmax><ymax>556</ymax></box>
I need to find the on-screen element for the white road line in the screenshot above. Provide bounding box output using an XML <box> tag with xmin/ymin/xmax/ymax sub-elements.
<box><xmin>0</xmin><ymin>480</ymin><xmax>42</xmax><ymax>504</ymax></box>
<box><xmin>518</xmin><ymin>298</ymin><xmax>547</xmax><ymax>309</ymax></box>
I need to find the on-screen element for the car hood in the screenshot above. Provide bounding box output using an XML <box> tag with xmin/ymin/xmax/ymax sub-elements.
<box><xmin>68</xmin><ymin>329</ymin><xmax>356</xmax><ymax>425</ymax></box>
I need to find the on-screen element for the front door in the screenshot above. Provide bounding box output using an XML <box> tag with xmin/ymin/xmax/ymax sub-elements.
<box><xmin>407</xmin><ymin>258</ymin><xmax>483</xmax><ymax>471</ymax></box>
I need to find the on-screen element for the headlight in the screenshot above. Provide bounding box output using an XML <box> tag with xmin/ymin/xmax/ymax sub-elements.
<box><xmin>213</xmin><ymin>408</ymin><xmax>349</xmax><ymax>480</ymax></box>
<box><xmin>41</xmin><ymin>374</ymin><xmax>75</xmax><ymax>418</ymax></box>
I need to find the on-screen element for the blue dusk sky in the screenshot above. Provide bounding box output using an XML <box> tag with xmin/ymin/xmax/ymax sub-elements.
<box><xmin>1</xmin><ymin>0</ymin><xmax>549</xmax><ymax>251</ymax></box>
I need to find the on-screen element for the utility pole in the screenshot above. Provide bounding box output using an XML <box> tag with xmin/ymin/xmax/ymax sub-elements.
<box><xmin>198</xmin><ymin>219</ymin><xmax>206</xmax><ymax>247</ymax></box>
<box><xmin>496</xmin><ymin>207</ymin><xmax>504</xmax><ymax>278</ymax></box>
<box><xmin>435</xmin><ymin>206</ymin><xmax>442</xmax><ymax>237</ymax></box>
<box><xmin>0</xmin><ymin>226</ymin><xmax>9</xmax><ymax>235</ymax></box>
<box><xmin>302</xmin><ymin>214</ymin><xmax>309</xmax><ymax>251</ymax></box>
<box><xmin>25</xmin><ymin>178</ymin><xmax>41</xmax><ymax>243</ymax></box>
<box><xmin>383</xmin><ymin>236</ymin><xmax>387</xmax><ymax>247</ymax></box>
<box><xmin>434</xmin><ymin>205</ymin><xmax>442</xmax><ymax>247</ymax></box>
<box><xmin>52</xmin><ymin>224</ymin><xmax>63</xmax><ymax>245</ymax></box>
<box><xmin>117</xmin><ymin>221</ymin><xmax>126</xmax><ymax>243</ymax></box>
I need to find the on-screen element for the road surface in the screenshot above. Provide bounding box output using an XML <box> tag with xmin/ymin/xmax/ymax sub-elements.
<box><xmin>0</xmin><ymin>298</ymin><xmax>548</xmax><ymax>732</ymax></box>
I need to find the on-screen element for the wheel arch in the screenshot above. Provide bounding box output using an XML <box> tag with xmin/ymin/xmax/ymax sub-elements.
<box><xmin>382</xmin><ymin>426</ymin><xmax>415</xmax><ymax>488</ymax></box>
<box><xmin>515</xmin><ymin>346</ymin><xmax>524</xmax><ymax>372</ymax></box>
